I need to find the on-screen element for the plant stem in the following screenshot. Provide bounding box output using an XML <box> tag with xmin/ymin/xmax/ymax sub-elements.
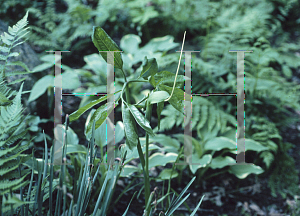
<box><xmin>144</xmin><ymin>98</ymin><xmax>153</xmax><ymax>215</ymax></box>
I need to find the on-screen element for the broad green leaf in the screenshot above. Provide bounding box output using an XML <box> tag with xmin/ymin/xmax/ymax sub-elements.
<box><xmin>149</xmin><ymin>134</ymin><xmax>180</xmax><ymax>152</ymax></box>
<box><xmin>159</xmin><ymin>84</ymin><xmax>185</xmax><ymax>115</ymax></box>
<box><xmin>69</xmin><ymin>90</ymin><xmax>120</xmax><ymax>122</ymax></box>
<box><xmin>83</xmin><ymin>53</ymin><xmax>107</xmax><ymax>77</ymax></box>
<box><xmin>40</xmin><ymin>54</ymin><xmax>60</xmax><ymax>62</ymax></box>
<box><xmin>32</xmin><ymin>62</ymin><xmax>53</xmax><ymax>72</ymax></box>
<box><xmin>147</xmin><ymin>91</ymin><xmax>169</xmax><ymax>104</ymax></box>
<box><xmin>157</xmin><ymin>101</ymin><xmax>164</xmax><ymax>130</ymax></box>
<box><xmin>28</xmin><ymin>75</ymin><xmax>53</xmax><ymax>102</ymax></box>
<box><xmin>172</xmin><ymin>134</ymin><xmax>204</xmax><ymax>157</ymax></box>
<box><xmin>115</xmin><ymin>121</ymin><xmax>125</xmax><ymax>144</ymax></box>
<box><xmin>204</xmin><ymin>137</ymin><xmax>236</xmax><ymax>151</ymax></box>
<box><xmin>229</xmin><ymin>164</ymin><xmax>264</xmax><ymax>179</ymax></box>
<box><xmin>60</xmin><ymin>71</ymin><xmax>81</xmax><ymax>89</ymax></box>
<box><xmin>122</xmin><ymin>102</ymin><xmax>139</xmax><ymax>150</ymax></box>
<box><xmin>189</xmin><ymin>154</ymin><xmax>212</xmax><ymax>174</ymax></box>
<box><xmin>138</xmin><ymin>56</ymin><xmax>158</xmax><ymax>80</ymax></box>
<box><xmin>92</xmin><ymin>27</ymin><xmax>123</xmax><ymax>70</ymax></box>
<box><xmin>66</xmin><ymin>144</ymin><xmax>87</xmax><ymax>155</ymax></box>
<box><xmin>122</xmin><ymin>143</ymin><xmax>160</xmax><ymax>165</ymax></box>
<box><xmin>146</xmin><ymin>152</ymin><xmax>178</xmax><ymax>169</ymax></box>
<box><xmin>210</xmin><ymin>156</ymin><xmax>236</xmax><ymax>169</ymax></box>
<box><xmin>54</xmin><ymin>124</ymin><xmax>79</xmax><ymax>145</ymax></box>
<box><xmin>127</xmin><ymin>104</ymin><xmax>155</xmax><ymax>137</ymax></box>
<box><xmin>158</xmin><ymin>168</ymin><xmax>178</xmax><ymax>181</ymax></box>
<box><xmin>120</xmin><ymin>165</ymin><xmax>140</xmax><ymax>177</ymax></box>
<box><xmin>142</xmin><ymin>35</ymin><xmax>179</xmax><ymax>53</ymax></box>
<box><xmin>229</xmin><ymin>139</ymin><xmax>269</xmax><ymax>154</ymax></box>
<box><xmin>120</xmin><ymin>34</ymin><xmax>141</xmax><ymax>54</ymax></box>
<box><xmin>88</xmin><ymin>109</ymin><xmax>109</xmax><ymax>147</ymax></box>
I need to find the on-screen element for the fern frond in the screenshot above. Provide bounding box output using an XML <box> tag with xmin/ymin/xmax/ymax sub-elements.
<box><xmin>0</xmin><ymin>11</ymin><xmax>30</xmax><ymax>77</ymax></box>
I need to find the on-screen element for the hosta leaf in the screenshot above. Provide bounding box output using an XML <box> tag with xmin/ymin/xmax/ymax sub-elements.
<box><xmin>189</xmin><ymin>154</ymin><xmax>212</xmax><ymax>174</ymax></box>
<box><xmin>28</xmin><ymin>75</ymin><xmax>54</xmax><ymax>102</ymax></box>
<box><xmin>138</xmin><ymin>56</ymin><xmax>158</xmax><ymax>80</ymax></box>
<box><xmin>158</xmin><ymin>168</ymin><xmax>178</xmax><ymax>180</ymax></box>
<box><xmin>146</xmin><ymin>152</ymin><xmax>178</xmax><ymax>169</ymax></box>
<box><xmin>120</xmin><ymin>165</ymin><xmax>140</xmax><ymax>177</ymax></box>
<box><xmin>204</xmin><ymin>137</ymin><xmax>236</xmax><ymax>151</ymax></box>
<box><xmin>147</xmin><ymin>91</ymin><xmax>169</xmax><ymax>104</ymax></box>
<box><xmin>229</xmin><ymin>164</ymin><xmax>264</xmax><ymax>179</ymax></box>
<box><xmin>210</xmin><ymin>156</ymin><xmax>236</xmax><ymax>169</ymax></box>
<box><xmin>92</xmin><ymin>27</ymin><xmax>123</xmax><ymax>70</ymax></box>
<box><xmin>122</xmin><ymin>102</ymin><xmax>139</xmax><ymax>150</ymax></box>
<box><xmin>120</xmin><ymin>34</ymin><xmax>141</xmax><ymax>54</ymax></box>
<box><xmin>127</xmin><ymin>104</ymin><xmax>155</xmax><ymax>137</ymax></box>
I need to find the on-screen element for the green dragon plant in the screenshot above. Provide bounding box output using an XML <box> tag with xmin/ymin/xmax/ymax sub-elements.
<box><xmin>69</xmin><ymin>27</ymin><xmax>205</xmax><ymax>215</ymax></box>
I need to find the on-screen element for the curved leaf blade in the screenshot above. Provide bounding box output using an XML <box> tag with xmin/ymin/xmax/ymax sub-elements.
<box><xmin>127</xmin><ymin>104</ymin><xmax>155</xmax><ymax>137</ymax></box>
<box><xmin>147</xmin><ymin>91</ymin><xmax>169</xmax><ymax>104</ymax></box>
<box><xmin>69</xmin><ymin>90</ymin><xmax>120</xmax><ymax>122</ymax></box>
<box><xmin>122</xmin><ymin>102</ymin><xmax>139</xmax><ymax>150</ymax></box>
<box><xmin>92</xmin><ymin>27</ymin><xmax>123</xmax><ymax>70</ymax></box>
<box><xmin>159</xmin><ymin>84</ymin><xmax>185</xmax><ymax>115</ymax></box>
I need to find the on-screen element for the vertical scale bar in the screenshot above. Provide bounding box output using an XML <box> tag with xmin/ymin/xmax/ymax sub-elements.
<box><xmin>107</xmin><ymin>51</ymin><xmax>115</xmax><ymax>166</ymax></box>
<box><xmin>229</xmin><ymin>50</ymin><xmax>253</xmax><ymax>165</ymax></box>
<box><xmin>175</xmin><ymin>50</ymin><xmax>200</xmax><ymax>166</ymax></box>
<box><xmin>54</xmin><ymin>51</ymin><xmax>62</xmax><ymax>165</ymax></box>
<box><xmin>183</xmin><ymin>51</ymin><xmax>193</xmax><ymax>164</ymax></box>
<box><xmin>47</xmin><ymin>50</ymin><xmax>69</xmax><ymax>166</ymax></box>
<box><xmin>54</xmin><ymin>52</ymin><xmax>62</xmax><ymax>130</ymax></box>
<box><xmin>236</xmin><ymin>52</ymin><xmax>245</xmax><ymax>163</ymax></box>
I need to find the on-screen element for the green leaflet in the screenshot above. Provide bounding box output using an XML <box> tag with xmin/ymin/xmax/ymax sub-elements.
<box><xmin>69</xmin><ymin>90</ymin><xmax>121</xmax><ymax>122</ymax></box>
<box><xmin>147</xmin><ymin>91</ymin><xmax>169</xmax><ymax>104</ymax></box>
<box><xmin>85</xmin><ymin>97</ymin><xmax>121</xmax><ymax>140</ymax></box>
<box><xmin>138</xmin><ymin>56</ymin><xmax>158</xmax><ymax>80</ymax></box>
<box><xmin>159</xmin><ymin>84</ymin><xmax>185</xmax><ymax>115</ymax></box>
<box><xmin>127</xmin><ymin>104</ymin><xmax>155</xmax><ymax>137</ymax></box>
<box><xmin>122</xmin><ymin>102</ymin><xmax>139</xmax><ymax>150</ymax></box>
<box><xmin>92</xmin><ymin>27</ymin><xmax>123</xmax><ymax>70</ymax></box>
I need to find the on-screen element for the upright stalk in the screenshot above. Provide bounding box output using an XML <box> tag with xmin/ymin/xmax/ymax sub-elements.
<box><xmin>144</xmin><ymin>99</ymin><xmax>152</xmax><ymax>216</ymax></box>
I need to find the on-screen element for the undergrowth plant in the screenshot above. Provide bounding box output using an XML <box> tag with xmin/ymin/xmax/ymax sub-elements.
<box><xmin>68</xmin><ymin>27</ymin><xmax>205</xmax><ymax>215</ymax></box>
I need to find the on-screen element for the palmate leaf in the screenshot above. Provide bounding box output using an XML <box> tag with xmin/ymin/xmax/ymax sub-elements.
<box><xmin>92</xmin><ymin>27</ymin><xmax>123</xmax><ymax>70</ymax></box>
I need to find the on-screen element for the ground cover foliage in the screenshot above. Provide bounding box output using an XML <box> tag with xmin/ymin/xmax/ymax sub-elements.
<box><xmin>0</xmin><ymin>0</ymin><xmax>300</xmax><ymax>215</ymax></box>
